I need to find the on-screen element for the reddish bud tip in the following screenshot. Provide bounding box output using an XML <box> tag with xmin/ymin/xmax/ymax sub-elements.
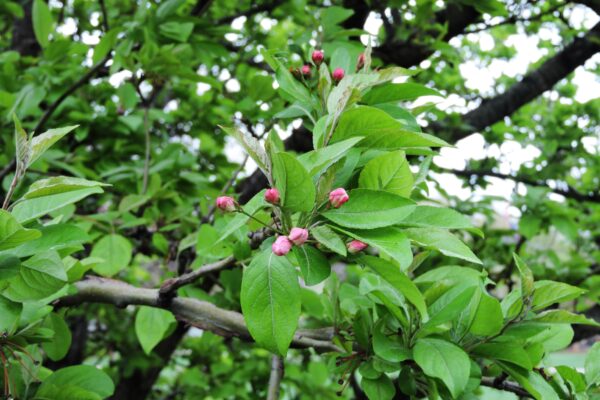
<box><xmin>332</xmin><ymin>68</ymin><xmax>345</xmax><ymax>82</ymax></box>
<box><xmin>356</xmin><ymin>53</ymin><xmax>365</xmax><ymax>70</ymax></box>
<box><xmin>347</xmin><ymin>240</ymin><xmax>368</xmax><ymax>254</ymax></box>
<box><xmin>312</xmin><ymin>50</ymin><xmax>324</xmax><ymax>66</ymax></box>
<box><xmin>265</xmin><ymin>188</ymin><xmax>280</xmax><ymax>204</ymax></box>
<box><xmin>216</xmin><ymin>196</ymin><xmax>236</xmax><ymax>212</ymax></box>
<box><xmin>301</xmin><ymin>64</ymin><xmax>311</xmax><ymax>77</ymax></box>
<box><xmin>329</xmin><ymin>188</ymin><xmax>349</xmax><ymax>208</ymax></box>
<box><xmin>272</xmin><ymin>236</ymin><xmax>293</xmax><ymax>256</ymax></box>
<box><xmin>288</xmin><ymin>227</ymin><xmax>309</xmax><ymax>246</ymax></box>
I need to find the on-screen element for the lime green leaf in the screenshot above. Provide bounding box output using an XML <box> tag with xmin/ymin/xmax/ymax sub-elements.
<box><xmin>331</xmin><ymin>106</ymin><xmax>450</xmax><ymax>149</ymax></box>
<box><xmin>531</xmin><ymin>280</ymin><xmax>586</xmax><ymax>310</ymax></box>
<box><xmin>12</xmin><ymin>187</ymin><xmax>103</xmax><ymax>223</ymax></box>
<box><xmin>298</xmin><ymin>137</ymin><xmax>363</xmax><ymax>177</ymax></box>
<box><xmin>513</xmin><ymin>254</ymin><xmax>535</xmax><ymax>299</ymax></box>
<box><xmin>338</xmin><ymin>226</ymin><xmax>412</xmax><ymax>268</ymax></box>
<box><xmin>293</xmin><ymin>245</ymin><xmax>330</xmax><ymax>286</ymax></box>
<box><xmin>0</xmin><ymin>295</ymin><xmax>22</xmax><ymax>333</ymax></box>
<box><xmin>42</xmin><ymin>312</ymin><xmax>72</xmax><ymax>361</ymax></box>
<box><xmin>90</xmin><ymin>234</ymin><xmax>132</xmax><ymax>277</ymax></box>
<box><xmin>470</xmin><ymin>294</ymin><xmax>504</xmax><ymax>336</ymax></box>
<box><xmin>29</xmin><ymin>125</ymin><xmax>79</xmax><ymax>167</ymax></box>
<box><xmin>32</xmin><ymin>0</ymin><xmax>53</xmax><ymax>47</ymax></box>
<box><xmin>221</xmin><ymin>126</ymin><xmax>269</xmax><ymax>176</ymax></box>
<box><xmin>0</xmin><ymin>209</ymin><xmax>41</xmax><ymax>250</ymax></box>
<box><xmin>4</xmin><ymin>251</ymin><xmax>67</xmax><ymax>302</ymax></box>
<box><xmin>585</xmin><ymin>342</ymin><xmax>600</xmax><ymax>387</ymax></box>
<box><xmin>414</xmin><ymin>338</ymin><xmax>470</xmax><ymax>398</ymax></box>
<box><xmin>363</xmin><ymin>82</ymin><xmax>443</xmax><ymax>104</ymax></box>
<box><xmin>322</xmin><ymin>189</ymin><xmax>416</xmax><ymax>229</ymax></box>
<box><xmin>311</xmin><ymin>225</ymin><xmax>347</xmax><ymax>256</ymax></box>
<box><xmin>37</xmin><ymin>365</ymin><xmax>115</xmax><ymax>399</ymax></box>
<box><xmin>405</xmin><ymin>228</ymin><xmax>481</xmax><ymax>265</ymax></box>
<box><xmin>473</xmin><ymin>342</ymin><xmax>532</xmax><ymax>370</ymax></box>
<box><xmin>240</xmin><ymin>249</ymin><xmax>300</xmax><ymax>355</ymax></box>
<box><xmin>359</xmin><ymin>150</ymin><xmax>414</xmax><ymax>197</ymax></box>
<box><xmin>532</xmin><ymin>310</ymin><xmax>600</xmax><ymax>326</ymax></box>
<box><xmin>361</xmin><ymin>374</ymin><xmax>396</xmax><ymax>400</ymax></box>
<box><xmin>272</xmin><ymin>152</ymin><xmax>315</xmax><ymax>212</ymax></box>
<box><xmin>22</xmin><ymin>176</ymin><xmax>108</xmax><ymax>199</ymax></box>
<box><xmin>135</xmin><ymin>306</ymin><xmax>176</xmax><ymax>354</ymax></box>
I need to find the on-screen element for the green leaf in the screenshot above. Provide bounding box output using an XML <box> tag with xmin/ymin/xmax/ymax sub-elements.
<box><xmin>4</xmin><ymin>251</ymin><xmax>67</xmax><ymax>302</ymax></box>
<box><xmin>0</xmin><ymin>295</ymin><xmax>21</xmax><ymax>333</ymax></box>
<box><xmin>12</xmin><ymin>187</ymin><xmax>103</xmax><ymax>224</ymax></box>
<box><xmin>29</xmin><ymin>125</ymin><xmax>79</xmax><ymax>167</ymax></box>
<box><xmin>118</xmin><ymin>194</ymin><xmax>151</xmax><ymax>213</ymax></box>
<box><xmin>297</xmin><ymin>137</ymin><xmax>363</xmax><ymax>177</ymax></box>
<box><xmin>32</xmin><ymin>0</ymin><xmax>53</xmax><ymax>47</ymax></box>
<box><xmin>13</xmin><ymin>113</ymin><xmax>31</xmax><ymax>173</ymax></box>
<box><xmin>361</xmin><ymin>374</ymin><xmax>396</xmax><ymax>400</ymax></box>
<box><xmin>373</xmin><ymin>321</ymin><xmax>411</xmax><ymax>362</ymax></box>
<box><xmin>22</xmin><ymin>176</ymin><xmax>107</xmax><ymax>199</ymax></box>
<box><xmin>159</xmin><ymin>21</ymin><xmax>194</xmax><ymax>42</ymax></box>
<box><xmin>413</xmin><ymin>338</ymin><xmax>470</xmax><ymax>398</ymax></box>
<box><xmin>310</xmin><ymin>225</ymin><xmax>347</xmax><ymax>256</ymax></box>
<box><xmin>500</xmin><ymin>363</ymin><xmax>560</xmax><ymax>400</ymax></box>
<box><xmin>322</xmin><ymin>189</ymin><xmax>416</xmax><ymax>229</ymax></box>
<box><xmin>5</xmin><ymin>223</ymin><xmax>89</xmax><ymax>258</ymax></box>
<box><xmin>405</xmin><ymin>228</ymin><xmax>482</xmax><ymax>265</ymax></box>
<box><xmin>424</xmin><ymin>285</ymin><xmax>478</xmax><ymax>329</ymax></box>
<box><xmin>338</xmin><ymin>226</ymin><xmax>413</xmax><ymax>268</ymax></box>
<box><xmin>221</xmin><ymin>126</ymin><xmax>270</xmax><ymax>176</ymax></box>
<box><xmin>37</xmin><ymin>365</ymin><xmax>115</xmax><ymax>399</ymax></box>
<box><xmin>42</xmin><ymin>312</ymin><xmax>72</xmax><ymax>361</ymax></box>
<box><xmin>218</xmin><ymin>190</ymin><xmax>267</xmax><ymax>242</ymax></box>
<box><xmin>156</xmin><ymin>0</ymin><xmax>185</xmax><ymax>19</ymax></box>
<box><xmin>135</xmin><ymin>306</ymin><xmax>176</xmax><ymax>354</ymax></box>
<box><xmin>93</xmin><ymin>29</ymin><xmax>118</xmax><ymax>64</ymax></box>
<box><xmin>0</xmin><ymin>209</ymin><xmax>41</xmax><ymax>250</ymax></box>
<box><xmin>585</xmin><ymin>342</ymin><xmax>600</xmax><ymax>387</ymax></box>
<box><xmin>513</xmin><ymin>254</ymin><xmax>535</xmax><ymax>299</ymax></box>
<box><xmin>532</xmin><ymin>310</ymin><xmax>600</xmax><ymax>326</ymax></box>
<box><xmin>261</xmin><ymin>49</ymin><xmax>313</xmax><ymax>106</ymax></box>
<box><xmin>473</xmin><ymin>342</ymin><xmax>532</xmax><ymax>369</ymax></box>
<box><xmin>272</xmin><ymin>152</ymin><xmax>315</xmax><ymax>212</ymax></box>
<box><xmin>358</xmin><ymin>150</ymin><xmax>414</xmax><ymax>197</ymax></box>
<box><xmin>470</xmin><ymin>294</ymin><xmax>504</xmax><ymax>336</ymax></box>
<box><xmin>400</xmin><ymin>206</ymin><xmax>477</xmax><ymax>232</ymax></box>
<box><xmin>240</xmin><ymin>249</ymin><xmax>301</xmax><ymax>355</ymax></box>
<box><xmin>360</xmin><ymin>255</ymin><xmax>428</xmax><ymax>320</ymax></box>
<box><xmin>293</xmin><ymin>245</ymin><xmax>331</xmax><ymax>286</ymax></box>
<box><xmin>90</xmin><ymin>234</ymin><xmax>132</xmax><ymax>277</ymax></box>
<box><xmin>363</xmin><ymin>82</ymin><xmax>443</xmax><ymax>105</ymax></box>
<box><xmin>0</xmin><ymin>255</ymin><xmax>20</xmax><ymax>280</ymax></box>
<box><xmin>531</xmin><ymin>280</ymin><xmax>586</xmax><ymax>311</ymax></box>
<box><xmin>331</xmin><ymin>106</ymin><xmax>450</xmax><ymax>149</ymax></box>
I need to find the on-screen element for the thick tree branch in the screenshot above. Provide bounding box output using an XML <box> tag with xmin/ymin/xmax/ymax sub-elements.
<box><xmin>447</xmin><ymin>21</ymin><xmax>600</xmax><ymax>142</ymax></box>
<box><xmin>441</xmin><ymin>167</ymin><xmax>600</xmax><ymax>203</ymax></box>
<box><xmin>56</xmin><ymin>277</ymin><xmax>339</xmax><ymax>353</ymax></box>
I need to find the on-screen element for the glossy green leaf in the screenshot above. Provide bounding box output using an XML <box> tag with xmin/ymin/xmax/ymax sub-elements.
<box><xmin>361</xmin><ymin>374</ymin><xmax>396</xmax><ymax>400</ymax></box>
<box><xmin>135</xmin><ymin>306</ymin><xmax>176</xmax><ymax>354</ymax></box>
<box><xmin>37</xmin><ymin>365</ymin><xmax>115</xmax><ymax>399</ymax></box>
<box><xmin>405</xmin><ymin>228</ymin><xmax>482</xmax><ymax>265</ymax></box>
<box><xmin>293</xmin><ymin>245</ymin><xmax>331</xmax><ymax>286</ymax></box>
<box><xmin>298</xmin><ymin>137</ymin><xmax>363</xmax><ymax>177</ymax></box>
<box><xmin>29</xmin><ymin>125</ymin><xmax>78</xmax><ymax>167</ymax></box>
<box><xmin>363</xmin><ymin>82</ymin><xmax>443</xmax><ymax>104</ymax></box>
<box><xmin>310</xmin><ymin>225</ymin><xmax>347</xmax><ymax>256</ymax></box>
<box><xmin>358</xmin><ymin>150</ymin><xmax>413</xmax><ymax>197</ymax></box>
<box><xmin>0</xmin><ymin>209</ymin><xmax>41</xmax><ymax>250</ymax></box>
<box><xmin>337</xmin><ymin>226</ymin><xmax>413</xmax><ymax>268</ymax></box>
<box><xmin>12</xmin><ymin>187</ymin><xmax>103</xmax><ymax>223</ymax></box>
<box><xmin>4</xmin><ymin>251</ymin><xmax>67</xmax><ymax>302</ymax></box>
<box><xmin>32</xmin><ymin>0</ymin><xmax>53</xmax><ymax>47</ymax></box>
<box><xmin>22</xmin><ymin>176</ymin><xmax>107</xmax><ymax>199</ymax></box>
<box><xmin>272</xmin><ymin>152</ymin><xmax>315</xmax><ymax>212</ymax></box>
<box><xmin>0</xmin><ymin>295</ymin><xmax>21</xmax><ymax>333</ymax></box>
<box><xmin>90</xmin><ymin>234</ymin><xmax>132</xmax><ymax>277</ymax></box>
<box><xmin>42</xmin><ymin>312</ymin><xmax>72</xmax><ymax>361</ymax></box>
<box><xmin>240</xmin><ymin>249</ymin><xmax>300</xmax><ymax>355</ymax></box>
<box><xmin>531</xmin><ymin>280</ymin><xmax>586</xmax><ymax>311</ymax></box>
<box><xmin>585</xmin><ymin>342</ymin><xmax>600</xmax><ymax>387</ymax></box>
<box><xmin>323</xmin><ymin>189</ymin><xmax>416</xmax><ymax>229</ymax></box>
<box><xmin>413</xmin><ymin>338</ymin><xmax>470</xmax><ymax>398</ymax></box>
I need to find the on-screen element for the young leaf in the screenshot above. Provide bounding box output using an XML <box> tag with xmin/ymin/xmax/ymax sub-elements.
<box><xmin>413</xmin><ymin>338</ymin><xmax>470</xmax><ymax>398</ymax></box>
<box><xmin>13</xmin><ymin>113</ymin><xmax>31</xmax><ymax>174</ymax></box>
<box><xmin>90</xmin><ymin>234</ymin><xmax>133</xmax><ymax>277</ymax></box>
<box><xmin>531</xmin><ymin>280</ymin><xmax>586</xmax><ymax>311</ymax></box>
<box><xmin>405</xmin><ymin>228</ymin><xmax>482</xmax><ymax>265</ymax></box>
<box><xmin>32</xmin><ymin>0</ymin><xmax>53</xmax><ymax>47</ymax></box>
<box><xmin>373</xmin><ymin>321</ymin><xmax>411</xmax><ymax>362</ymax></box>
<box><xmin>358</xmin><ymin>150</ymin><xmax>414</xmax><ymax>197</ymax></box>
<box><xmin>331</xmin><ymin>106</ymin><xmax>450</xmax><ymax>149</ymax></box>
<box><xmin>585</xmin><ymin>342</ymin><xmax>600</xmax><ymax>387</ymax></box>
<box><xmin>0</xmin><ymin>210</ymin><xmax>41</xmax><ymax>250</ymax></box>
<box><xmin>297</xmin><ymin>137</ymin><xmax>363</xmax><ymax>177</ymax></box>
<box><xmin>36</xmin><ymin>365</ymin><xmax>115</xmax><ymax>399</ymax></box>
<box><xmin>469</xmin><ymin>293</ymin><xmax>504</xmax><ymax>336</ymax></box>
<box><xmin>12</xmin><ymin>187</ymin><xmax>104</xmax><ymax>223</ymax></box>
<box><xmin>29</xmin><ymin>125</ymin><xmax>79</xmax><ymax>167</ymax></box>
<box><xmin>0</xmin><ymin>296</ymin><xmax>21</xmax><ymax>333</ymax></box>
<box><xmin>363</xmin><ymin>82</ymin><xmax>443</xmax><ymax>105</ymax></box>
<box><xmin>472</xmin><ymin>342</ymin><xmax>533</xmax><ymax>370</ymax></box>
<box><xmin>337</xmin><ymin>226</ymin><xmax>413</xmax><ymax>268</ymax></box>
<box><xmin>293</xmin><ymin>245</ymin><xmax>331</xmax><ymax>286</ymax></box>
<box><xmin>21</xmin><ymin>176</ymin><xmax>108</xmax><ymax>199</ymax></box>
<box><xmin>400</xmin><ymin>205</ymin><xmax>477</xmax><ymax>233</ymax></box>
<box><xmin>240</xmin><ymin>249</ymin><xmax>301</xmax><ymax>355</ymax></box>
<box><xmin>532</xmin><ymin>310</ymin><xmax>599</xmax><ymax>326</ymax></box>
<box><xmin>272</xmin><ymin>152</ymin><xmax>315</xmax><ymax>212</ymax></box>
<box><xmin>310</xmin><ymin>225</ymin><xmax>347</xmax><ymax>256</ymax></box>
<box><xmin>359</xmin><ymin>255</ymin><xmax>428</xmax><ymax>320</ymax></box>
<box><xmin>4</xmin><ymin>251</ymin><xmax>67</xmax><ymax>302</ymax></box>
<box><xmin>322</xmin><ymin>189</ymin><xmax>416</xmax><ymax>229</ymax></box>
<box><xmin>42</xmin><ymin>312</ymin><xmax>72</xmax><ymax>361</ymax></box>
<box><xmin>423</xmin><ymin>285</ymin><xmax>478</xmax><ymax>329</ymax></box>
<box><xmin>513</xmin><ymin>253</ymin><xmax>535</xmax><ymax>299</ymax></box>
<box><xmin>135</xmin><ymin>306</ymin><xmax>176</xmax><ymax>354</ymax></box>
<box><xmin>221</xmin><ymin>125</ymin><xmax>270</xmax><ymax>176</ymax></box>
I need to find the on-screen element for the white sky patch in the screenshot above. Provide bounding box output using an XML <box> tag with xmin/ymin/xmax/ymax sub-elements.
<box><xmin>196</xmin><ymin>82</ymin><xmax>211</xmax><ymax>96</ymax></box>
<box><xmin>57</xmin><ymin>18</ymin><xmax>77</xmax><ymax>36</ymax></box>
<box><xmin>225</xmin><ymin>79</ymin><xmax>241</xmax><ymax>93</ymax></box>
<box><xmin>109</xmin><ymin>70</ymin><xmax>133</xmax><ymax>87</ymax></box>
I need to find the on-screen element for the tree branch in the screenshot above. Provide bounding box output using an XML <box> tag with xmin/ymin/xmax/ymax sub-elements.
<box><xmin>481</xmin><ymin>377</ymin><xmax>533</xmax><ymax>398</ymax></box>
<box><xmin>267</xmin><ymin>355</ymin><xmax>284</xmax><ymax>400</ymax></box>
<box><xmin>56</xmin><ymin>277</ymin><xmax>339</xmax><ymax>353</ymax></box>
<box><xmin>446</xmin><ymin>21</ymin><xmax>600</xmax><ymax>142</ymax></box>
<box><xmin>441</xmin><ymin>167</ymin><xmax>600</xmax><ymax>203</ymax></box>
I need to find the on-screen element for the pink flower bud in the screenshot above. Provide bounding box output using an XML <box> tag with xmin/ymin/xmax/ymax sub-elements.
<box><xmin>288</xmin><ymin>227</ymin><xmax>309</xmax><ymax>246</ymax></box>
<box><xmin>301</xmin><ymin>64</ymin><xmax>311</xmax><ymax>77</ymax></box>
<box><xmin>312</xmin><ymin>50</ymin><xmax>324</xmax><ymax>66</ymax></box>
<box><xmin>356</xmin><ymin>53</ymin><xmax>365</xmax><ymax>70</ymax></box>
<box><xmin>332</xmin><ymin>68</ymin><xmax>345</xmax><ymax>83</ymax></box>
<box><xmin>216</xmin><ymin>196</ymin><xmax>236</xmax><ymax>212</ymax></box>
<box><xmin>329</xmin><ymin>188</ymin><xmax>349</xmax><ymax>208</ymax></box>
<box><xmin>347</xmin><ymin>240</ymin><xmax>368</xmax><ymax>254</ymax></box>
<box><xmin>265</xmin><ymin>188</ymin><xmax>280</xmax><ymax>204</ymax></box>
<box><xmin>272</xmin><ymin>236</ymin><xmax>292</xmax><ymax>256</ymax></box>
